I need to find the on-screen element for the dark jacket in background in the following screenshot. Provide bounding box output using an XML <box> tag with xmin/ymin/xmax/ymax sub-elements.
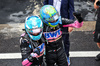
<box><xmin>44</xmin><ymin>0</ymin><xmax>74</xmax><ymax>20</ymax></box>
<box><xmin>94</xmin><ymin>8</ymin><xmax>100</xmax><ymax>42</ymax></box>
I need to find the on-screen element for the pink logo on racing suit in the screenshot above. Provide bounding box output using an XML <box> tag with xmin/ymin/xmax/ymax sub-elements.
<box><xmin>43</xmin><ymin>29</ymin><xmax>62</xmax><ymax>42</ymax></box>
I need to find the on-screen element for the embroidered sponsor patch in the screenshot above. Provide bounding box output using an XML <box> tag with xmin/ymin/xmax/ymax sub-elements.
<box><xmin>43</xmin><ymin>29</ymin><xmax>62</xmax><ymax>42</ymax></box>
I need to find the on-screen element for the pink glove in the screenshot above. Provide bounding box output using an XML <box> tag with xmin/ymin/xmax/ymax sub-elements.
<box><xmin>63</xmin><ymin>20</ymin><xmax>83</xmax><ymax>28</ymax></box>
<box><xmin>22</xmin><ymin>59</ymin><xmax>32</xmax><ymax>66</ymax></box>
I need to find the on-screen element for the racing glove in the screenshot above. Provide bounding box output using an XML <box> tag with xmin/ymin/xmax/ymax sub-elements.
<box><xmin>63</xmin><ymin>20</ymin><xmax>83</xmax><ymax>28</ymax></box>
<box><xmin>73</xmin><ymin>11</ymin><xmax>83</xmax><ymax>23</ymax></box>
<box><xmin>96</xmin><ymin>1</ymin><xmax>100</xmax><ymax>6</ymax></box>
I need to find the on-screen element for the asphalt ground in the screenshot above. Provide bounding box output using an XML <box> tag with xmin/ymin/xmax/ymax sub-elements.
<box><xmin>0</xmin><ymin>0</ymin><xmax>100</xmax><ymax>66</ymax></box>
<box><xmin>0</xmin><ymin>22</ymin><xmax>100</xmax><ymax>66</ymax></box>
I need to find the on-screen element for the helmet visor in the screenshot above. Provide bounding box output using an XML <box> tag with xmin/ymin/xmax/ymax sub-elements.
<box><xmin>27</xmin><ymin>28</ymin><xmax>42</xmax><ymax>36</ymax></box>
<box><xmin>45</xmin><ymin>14</ymin><xmax>59</xmax><ymax>23</ymax></box>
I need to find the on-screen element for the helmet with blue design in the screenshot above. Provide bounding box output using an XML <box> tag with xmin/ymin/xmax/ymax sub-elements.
<box><xmin>40</xmin><ymin>5</ymin><xmax>61</xmax><ymax>27</ymax></box>
<box><xmin>25</xmin><ymin>16</ymin><xmax>43</xmax><ymax>41</ymax></box>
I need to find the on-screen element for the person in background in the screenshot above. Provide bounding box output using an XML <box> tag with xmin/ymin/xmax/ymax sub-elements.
<box><xmin>61</xmin><ymin>0</ymin><xmax>74</xmax><ymax>65</ymax></box>
<box><xmin>20</xmin><ymin>16</ymin><xmax>45</xmax><ymax>66</ymax></box>
<box><xmin>43</xmin><ymin>0</ymin><xmax>75</xmax><ymax>65</ymax></box>
<box><xmin>94</xmin><ymin>0</ymin><xmax>100</xmax><ymax>61</ymax></box>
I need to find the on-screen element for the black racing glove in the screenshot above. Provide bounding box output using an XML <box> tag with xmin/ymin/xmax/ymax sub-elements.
<box><xmin>33</xmin><ymin>48</ymin><xmax>40</xmax><ymax>55</ymax></box>
<box><xmin>28</xmin><ymin>48</ymin><xmax>40</xmax><ymax>62</ymax></box>
<box><xmin>96</xmin><ymin>1</ymin><xmax>100</xmax><ymax>6</ymax></box>
<box><xmin>73</xmin><ymin>11</ymin><xmax>83</xmax><ymax>23</ymax></box>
